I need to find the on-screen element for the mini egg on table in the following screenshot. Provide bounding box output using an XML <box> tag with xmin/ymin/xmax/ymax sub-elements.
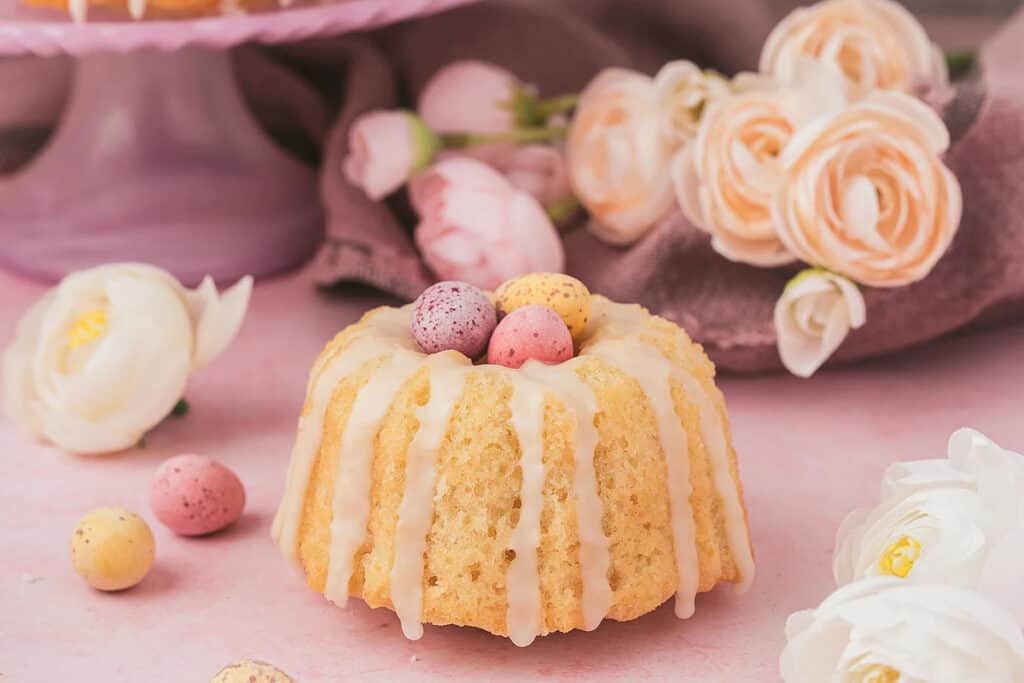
<box><xmin>69</xmin><ymin>454</ymin><xmax>246</xmax><ymax>592</ymax></box>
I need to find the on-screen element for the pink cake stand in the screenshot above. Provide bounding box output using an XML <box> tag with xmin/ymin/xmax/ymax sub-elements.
<box><xmin>0</xmin><ymin>0</ymin><xmax>476</xmax><ymax>284</ymax></box>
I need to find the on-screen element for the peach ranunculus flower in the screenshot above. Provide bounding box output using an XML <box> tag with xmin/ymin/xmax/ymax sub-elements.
<box><xmin>653</xmin><ymin>60</ymin><xmax>729</xmax><ymax>146</ymax></box>
<box><xmin>760</xmin><ymin>0</ymin><xmax>948</xmax><ymax>100</ymax></box>
<box><xmin>674</xmin><ymin>63</ymin><xmax>847</xmax><ymax>266</ymax></box>
<box><xmin>567</xmin><ymin>68</ymin><xmax>677</xmax><ymax>246</ymax></box>
<box><xmin>772</xmin><ymin>91</ymin><xmax>962</xmax><ymax>287</ymax></box>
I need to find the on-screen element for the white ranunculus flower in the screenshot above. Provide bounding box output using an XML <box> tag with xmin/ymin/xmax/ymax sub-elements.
<box><xmin>834</xmin><ymin>487</ymin><xmax>992</xmax><ymax>586</ymax></box>
<box><xmin>881</xmin><ymin>429</ymin><xmax>1024</xmax><ymax>518</ymax></box>
<box><xmin>835</xmin><ymin>428</ymin><xmax>1024</xmax><ymax>621</ymax></box>
<box><xmin>3</xmin><ymin>264</ymin><xmax>252</xmax><ymax>454</ymax></box>
<box><xmin>774</xmin><ymin>268</ymin><xmax>865</xmax><ymax>378</ymax></box>
<box><xmin>653</xmin><ymin>60</ymin><xmax>728</xmax><ymax>146</ymax></box>
<box><xmin>781</xmin><ymin>578</ymin><xmax>1024</xmax><ymax>683</ymax></box>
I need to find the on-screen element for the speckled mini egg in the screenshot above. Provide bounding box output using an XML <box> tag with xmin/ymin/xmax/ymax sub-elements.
<box><xmin>495</xmin><ymin>273</ymin><xmax>592</xmax><ymax>339</ymax></box>
<box><xmin>151</xmin><ymin>454</ymin><xmax>246</xmax><ymax>537</ymax></box>
<box><xmin>70</xmin><ymin>507</ymin><xmax>155</xmax><ymax>591</ymax></box>
<box><xmin>210</xmin><ymin>659</ymin><xmax>293</xmax><ymax>683</ymax></box>
<box><xmin>487</xmin><ymin>304</ymin><xmax>574</xmax><ymax>369</ymax></box>
<box><xmin>411</xmin><ymin>280</ymin><xmax>497</xmax><ymax>359</ymax></box>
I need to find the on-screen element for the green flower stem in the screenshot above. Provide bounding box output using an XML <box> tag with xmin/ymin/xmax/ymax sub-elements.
<box><xmin>547</xmin><ymin>196</ymin><xmax>581</xmax><ymax>224</ymax></box>
<box><xmin>945</xmin><ymin>49</ymin><xmax>977</xmax><ymax>79</ymax></box>
<box><xmin>535</xmin><ymin>94</ymin><xmax>580</xmax><ymax>119</ymax></box>
<box><xmin>171</xmin><ymin>398</ymin><xmax>190</xmax><ymax>418</ymax></box>
<box><xmin>439</xmin><ymin>126</ymin><xmax>569</xmax><ymax>149</ymax></box>
<box><xmin>785</xmin><ymin>267</ymin><xmax>830</xmax><ymax>291</ymax></box>
<box><xmin>406</xmin><ymin>112</ymin><xmax>443</xmax><ymax>171</ymax></box>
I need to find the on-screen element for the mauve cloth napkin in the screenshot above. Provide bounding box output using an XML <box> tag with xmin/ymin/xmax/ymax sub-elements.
<box><xmin>2</xmin><ymin>1</ymin><xmax>1022</xmax><ymax>372</ymax></box>
<box><xmin>305</xmin><ymin>1</ymin><xmax>1024</xmax><ymax>373</ymax></box>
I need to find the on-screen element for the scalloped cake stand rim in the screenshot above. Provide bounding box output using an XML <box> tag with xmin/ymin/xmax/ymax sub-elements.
<box><xmin>0</xmin><ymin>0</ymin><xmax>478</xmax><ymax>56</ymax></box>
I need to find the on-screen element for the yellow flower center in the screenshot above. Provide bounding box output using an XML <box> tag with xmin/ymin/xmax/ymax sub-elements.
<box><xmin>879</xmin><ymin>535</ymin><xmax>921</xmax><ymax>578</ymax></box>
<box><xmin>67</xmin><ymin>308</ymin><xmax>108</xmax><ymax>349</ymax></box>
<box><xmin>861</xmin><ymin>664</ymin><xmax>901</xmax><ymax>682</ymax></box>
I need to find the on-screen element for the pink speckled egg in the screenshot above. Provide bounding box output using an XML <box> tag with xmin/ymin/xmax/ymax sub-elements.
<box><xmin>487</xmin><ymin>304</ymin><xmax>574</xmax><ymax>369</ymax></box>
<box><xmin>411</xmin><ymin>281</ymin><xmax>497</xmax><ymax>359</ymax></box>
<box><xmin>151</xmin><ymin>455</ymin><xmax>246</xmax><ymax>537</ymax></box>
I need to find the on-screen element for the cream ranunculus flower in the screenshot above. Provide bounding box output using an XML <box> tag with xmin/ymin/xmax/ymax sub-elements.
<box><xmin>567</xmin><ymin>68</ymin><xmax>677</xmax><ymax>246</ymax></box>
<box><xmin>773</xmin><ymin>91</ymin><xmax>962</xmax><ymax>287</ymax></box>
<box><xmin>781</xmin><ymin>578</ymin><xmax>1024</xmax><ymax>683</ymax></box>
<box><xmin>760</xmin><ymin>0</ymin><xmax>949</xmax><ymax>100</ymax></box>
<box><xmin>3</xmin><ymin>264</ymin><xmax>252</xmax><ymax>454</ymax></box>
<box><xmin>774</xmin><ymin>268</ymin><xmax>865</xmax><ymax>378</ymax></box>
<box><xmin>653</xmin><ymin>60</ymin><xmax>728</xmax><ymax>146</ymax></box>
<box><xmin>674</xmin><ymin>61</ymin><xmax>847</xmax><ymax>266</ymax></box>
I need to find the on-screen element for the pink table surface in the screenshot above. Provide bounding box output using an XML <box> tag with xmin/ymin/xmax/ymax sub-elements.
<box><xmin>1</xmin><ymin>266</ymin><xmax>1022</xmax><ymax>682</ymax></box>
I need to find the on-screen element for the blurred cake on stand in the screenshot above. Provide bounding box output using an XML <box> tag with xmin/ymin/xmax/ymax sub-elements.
<box><xmin>0</xmin><ymin>0</ymin><xmax>476</xmax><ymax>284</ymax></box>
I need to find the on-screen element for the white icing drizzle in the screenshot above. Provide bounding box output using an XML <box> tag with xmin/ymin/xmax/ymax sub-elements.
<box><xmin>587</xmin><ymin>338</ymin><xmax>700</xmax><ymax>619</ymax></box>
<box><xmin>68</xmin><ymin>0</ymin><xmax>87</xmax><ymax>22</ymax></box>
<box><xmin>128</xmin><ymin>0</ymin><xmax>146</xmax><ymax>20</ymax></box>
<box><xmin>324</xmin><ymin>350</ymin><xmax>425</xmax><ymax>607</ymax></box>
<box><xmin>271</xmin><ymin>336</ymin><xmax>393</xmax><ymax>564</ymax></box>
<box><xmin>504</xmin><ymin>374</ymin><xmax>547</xmax><ymax>647</ymax></box>
<box><xmin>670</xmin><ymin>368</ymin><xmax>755</xmax><ymax>593</ymax></box>
<box><xmin>588</xmin><ymin>297</ymin><xmax>754</xmax><ymax>593</ymax></box>
<box><xmin>390</xmin><ymin>353</ymin><xmax>470</xmax><ymax>640</ymax></box>
<box><xmin>519</xmin><ymin>361</ymin><xmax>611</xmax><ymax>631</ymax></box>
<box><xmin>272</xmin><ymin>308</ymin><xmax>417</xmax><ymax>562</ymax></box>
<box><xmin>217</xmin><ymin>0</ymin><xmax>246</xmax><ymax>16</ymax></box>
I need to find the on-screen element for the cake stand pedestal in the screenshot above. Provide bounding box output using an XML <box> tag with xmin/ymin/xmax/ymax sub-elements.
<box><xmin>0</xmin><ymin>0</ymin><xmax>476</xmax><ymax>284</ymax></box>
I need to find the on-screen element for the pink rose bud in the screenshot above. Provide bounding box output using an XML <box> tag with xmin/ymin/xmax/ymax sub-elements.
<box><xmin>418</xmin><ymin>60</ymin><xmax>531</xmax><ymax>161</ymax></box>
<box><xmin>419</xmin><ymin>60</ymin><xmax>523</xmax><ymax>134</ymax></box>
<box><xmin>410</xmin><ymin>158</ymin><xmax>565</xmax><ymax>290</ymax></box>
<box><xmin>343</xmin><ymin>109</ymin><xmax>439</xmax><ymax>200</ymax></box>
<box><xmin>493</xmin><ymin>144</ymin><xmax>573</xmax><ymax>211</ymax></box>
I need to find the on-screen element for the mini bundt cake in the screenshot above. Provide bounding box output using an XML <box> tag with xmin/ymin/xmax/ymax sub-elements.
<box><xmin>271</xmin><ymin>285</ymin><xmax>754</xmax><ymax>646</ymax></box>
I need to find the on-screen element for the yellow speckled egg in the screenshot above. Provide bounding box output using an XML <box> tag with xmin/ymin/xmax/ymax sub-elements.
<box><xmin>495</xmin><ymin>273</ymin><xmax>592</xmax><ymax>339</ymax></box>
<box><xmin>70</xmin><ymin>507</ymin><xmax>155</xmax><ymax>591</ymax></box>
<box><xmin>210</xmin><ymin>659</ymin><xmax>294</xmax><ymax>683</ymax></box>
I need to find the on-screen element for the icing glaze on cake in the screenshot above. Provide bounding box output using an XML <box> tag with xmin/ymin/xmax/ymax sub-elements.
<box><xmin>26</xmin><ymin>0</ymin><xmax>276</xmax><ymax>22</ymax></box>
<box><xmin>271</xmin><ymin>295</ymin><xmax>754</xmax><ymax>646</ymax></box>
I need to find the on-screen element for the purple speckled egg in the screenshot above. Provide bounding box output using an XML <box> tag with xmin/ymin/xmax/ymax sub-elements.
<box><xmin>411</xmin><ymin>281</ymin><xmax>497</xmax><ymax>359</ymax></box>
<box><xmin>150</xmin><ymin>454</ymin><xmax>246</xmax><ymax>537</ymax></box>
<box><xmin>487</xmin><ymin>304</ymin><xmax>574</xmax><ymax>369</ymax></box>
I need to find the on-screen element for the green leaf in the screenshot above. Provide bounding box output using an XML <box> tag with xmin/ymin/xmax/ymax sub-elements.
<box><xmin>945</xmin><ymin>49</ymin><xmax>977</xmax><ymax>80</ymax></box>
<box><xmin>534</xmin><ymin>93</ymin><xmax>580</xmax><ymax>120</ymax></box>
<box><xmin>546</xmin><ymin>196</ymin><xmax>581</xmax><ymax>224</ymax></box>
<box><xmin>171</xmin><ymin>398</ymin><xmax>190</xmax><ymax>418</ymax></box>
<box><xmin>439</xmin><ymin>126</ymin><xmax>568</xmax><ymax>149</ymax></box>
